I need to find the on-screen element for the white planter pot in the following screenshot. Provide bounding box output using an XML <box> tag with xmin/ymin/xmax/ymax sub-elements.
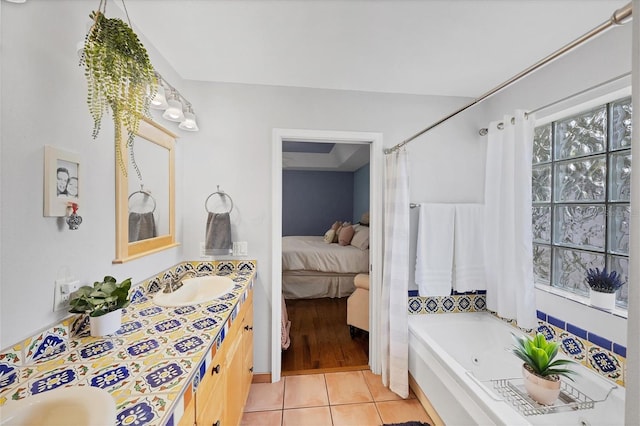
<box><xmin>89</xmin><ymin>309</ymin><xmax>122</xmax><ymax>337</ymax></box>
<box><xmin>522</xmin><ymin>365</ymin><xmax>561</xmax><ymax>406</ymax></box>
<box><xmin>590</xmin><ymin>290</ymin><xmax>616</xmax><ymax>311</ymax></box>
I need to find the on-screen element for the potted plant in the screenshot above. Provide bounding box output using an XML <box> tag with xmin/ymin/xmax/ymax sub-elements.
<box><xmin>80</xmin><ymin>7</ymin><xmax>157</xmax><ymax>176</ymax></box>
<box><xmin>510</xmin><ymin>332</ymin><xmax>577</xmax><ymax>405</ymax></box>
<box><xmin>585</xmin><ymin>267</ymin><xmax>625</xmax><ymax>311</ymax></box>
<box><xmin>69</xmin><ymin>276</ymin><xmax>132</xmax><ymax>337</ymax></box>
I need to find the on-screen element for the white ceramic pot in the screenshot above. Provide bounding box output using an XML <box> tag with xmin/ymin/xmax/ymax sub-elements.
<box><xmin>89</xmin><ymin>309</ymin><xmax>122</xmax><ymax>337</ymax></box>
<box><xmin>522</xmin><ymin>364</ymin><xmax>560</xmax><ymax>406</ymax></box>
<box><xmin>590</xmin><ymin>290</ymin><xmax>616</xmax><ymax>311</ymax></box>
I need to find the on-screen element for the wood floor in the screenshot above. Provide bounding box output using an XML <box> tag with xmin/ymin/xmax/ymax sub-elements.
<box><xmin>281</xmin><ymin>297</ymin><xmax>369</xmax><ymax>375</ymax></box>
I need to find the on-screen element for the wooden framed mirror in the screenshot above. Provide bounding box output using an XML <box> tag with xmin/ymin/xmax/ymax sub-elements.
<box><xmin>114</xmin><ymin>118</ymin><xmax>178</xmax><ymax>263</ymax></box>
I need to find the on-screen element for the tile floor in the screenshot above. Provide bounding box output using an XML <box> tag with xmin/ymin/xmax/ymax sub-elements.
<box><xmin>241</xmin><ymin>370</ymin><xmax>433</xmax><ymax>426</ymax></box>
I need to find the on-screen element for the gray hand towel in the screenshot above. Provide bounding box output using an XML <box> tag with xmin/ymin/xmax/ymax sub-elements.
<box><xmin>129</xmin><ymin>212</ymin><xmax>157</xmax><ymax>242</ymax></box>
<box><xmin>205</xmin><ymin>212</ymin><xmax>232</xmax><ymax>253</ymax></box>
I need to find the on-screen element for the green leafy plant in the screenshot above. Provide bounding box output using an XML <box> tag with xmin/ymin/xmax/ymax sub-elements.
<box><xmin>510</xmin><ymin>332</ymin><xmax>577</xmax><ymax>380</ymax></box>
<box><xmin>585</xmin><ymin>267</ymin><xmax>626</xmax><ymax>294</ymax></box>
<box><xmin>69</xmin><ymin>276</ymin><xmax>132</xmax><ymax>317</ymax></box>
<box><xmin>80</xmin><ymin>8</ymin><xmax>157</xmax><ymax>175</ymax></box>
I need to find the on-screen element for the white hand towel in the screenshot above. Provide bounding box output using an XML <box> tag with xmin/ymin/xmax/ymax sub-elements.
<box><xmin>415</xmin><ymin>203</ymin><xmax>455</xmax><ymax>296</ymax></box>
<box><xmin>453</xmin><ymin>204</ymin><xmax>486</xmax><ymax>292</ymax></box>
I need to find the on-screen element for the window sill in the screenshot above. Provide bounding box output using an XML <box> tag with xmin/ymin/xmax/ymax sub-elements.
<box><xmin>534</xmin><ymin>283</ymin><xmax>628</xmax><ymax>319</ymax></box>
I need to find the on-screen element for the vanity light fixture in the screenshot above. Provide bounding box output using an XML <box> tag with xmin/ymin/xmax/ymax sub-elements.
<box><xmin>162</xmin><ymin>89</ymin><xmax>185</xmax><ymax>122</ymax></box>
<box><xmin>178</xmin><ymin>105</ymin><xmax>199</xmax><ymax>131</ymax></box>
<box><xmin>150</xmin><ymin>79</ymin><xmax>168</xmax><ymax>110</ymax></box>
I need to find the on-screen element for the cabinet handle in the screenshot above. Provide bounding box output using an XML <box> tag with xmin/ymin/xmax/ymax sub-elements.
<box><xmin>244</xmin><ymin>325</ymin><xmax>253</xmax><ymax>331</ymax></box>
<box><xmin>211</xmin><ymin>364</ymin><xmax>221</xmax><ymax>375</ymax></box>
<box><xmin>249</xmin><ymin>367</ymin><xmax>254</xmax><ymax>373</ymax></box>
<box><xmin>213</xmin><ymin>421</ymin><xmax>220</xmax><ymax>426</ymax></box>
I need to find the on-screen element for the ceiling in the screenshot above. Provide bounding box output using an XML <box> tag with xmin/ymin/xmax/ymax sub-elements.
<box><xmin>123</xmin><ymin>0</ymin><xmax>628</xmax><ymax>98</ymax></box>
<box><xmin>120</xmin><ymin>0</ymin><xmax>628</xmax><ymax>171</ymax></box>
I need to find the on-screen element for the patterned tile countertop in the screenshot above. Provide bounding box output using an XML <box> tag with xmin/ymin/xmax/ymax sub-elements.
<box><xmin>0</xmin><ymin>260</ymin><xmax>256</xmax><ymax>426</ymax></box>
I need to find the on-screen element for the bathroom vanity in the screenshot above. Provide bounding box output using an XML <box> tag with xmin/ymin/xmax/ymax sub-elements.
<box><xmin>0</xmin><ymin>260</ymin><xmax>256</xmax><ymax>426</ymax></box>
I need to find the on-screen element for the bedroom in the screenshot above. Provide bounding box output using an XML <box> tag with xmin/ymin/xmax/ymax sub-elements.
<box><xmin>280</xmin><ymin>140</ymin><xmax>371</xmax><ymax>373</ymax></box>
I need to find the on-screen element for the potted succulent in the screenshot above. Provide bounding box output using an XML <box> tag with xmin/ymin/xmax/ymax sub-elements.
<box><xmin>510</xmin><ymin>332</ymin><xmax>577</xmax><ymax>405</ymax></box>
<box><xmin>80</xmin><ymin>7</ymin><xmax>157</xmax><ymax>176</ymax></box>
<box><xmin>585</xmin><ymin>267</ymin><xmax>625</xmax><ymax>311</ymax></box>
<box><xmin>69</xmin><ymin>276</ymin><xmax>132</xmax><ymax>337</ymax></box>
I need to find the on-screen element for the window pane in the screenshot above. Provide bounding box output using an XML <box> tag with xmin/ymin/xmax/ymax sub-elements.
<box><xmin>609</xmin><ymin>150</ymin><xmax>632</xmax><ymax>201</ymax></box>
<box><xmin>552</xmin><ymin>247</ymin><xmax>604</xmax><ymax>296</ymax></box>
<box><xmin>532</xmin><ymin>206</ymin><xmax>551</xmax><ymax>243</ymax></box>
<box><xmin>532</xmin><ymin>165</ymin><xmax>551</xmax><ymax>202</ymax></box>
<box><xmin>608</xmin><ymin>205</ymin><xmax>630</xmax><ymax>255</ymax></box>
<box><xmin>553</xmin><ymin>205</ymin><xmax>605</xmax><ymax>250</ymax></box>
<box><xmin>533</xmin><ymin>124</ymin><xmax>552</xmax><ymax>164</ymax></box>
<box><xmin>555</xmin><ymin>156</ymin><xmax>606</xmax><ymax>202</ymax></box>
<box><xmin>608</xmin><ymin>255</ymin><xmax>628</xmax><ymax>308</ymax></box>
<box><xmin>610</xmin><ymin>97</ymin><xmax>632</xmax><ymax>150</ymax></box>
<box><xmin>533</xmin><ymin>244</ymin><xmax>551</xmax><ymax>284</ymax></box>
<box><xmin>555</xmin><ymin>106</ymin><xmax>606</xmax><ymax>160</ymax></box>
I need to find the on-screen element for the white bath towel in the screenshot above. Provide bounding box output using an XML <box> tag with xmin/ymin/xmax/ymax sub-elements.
<box><xmin>415</xmin><ymin>203</ymin><xmax>455</xmax><ymax>296</ymax></box>
<box><xmin>453</xmin><ymin>204</ymin><xmax>486</xmax><ymax>292</ymax></box>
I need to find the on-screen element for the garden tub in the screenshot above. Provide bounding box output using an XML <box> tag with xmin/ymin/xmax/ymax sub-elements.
<box><xmin>408</xmin><ymin>312</ymin><xmax>625</xmax><ymax>425</ymax></box>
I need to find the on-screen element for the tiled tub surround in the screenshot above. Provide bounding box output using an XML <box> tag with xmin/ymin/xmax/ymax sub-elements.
<box><xmin>0</xmin><ymin>260</ymin><xmax>256</xmax><ymax>426</ymax></box>
<box><xmin>407</xmin><ymin>292</ymin><xmax>626</xmax><ymax>387</ymax></box>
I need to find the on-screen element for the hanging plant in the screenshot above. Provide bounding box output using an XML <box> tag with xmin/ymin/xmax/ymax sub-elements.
<box><xmin>80</xmin><ymin>4</ymin><xmax>156</xmax><ymax>175</ymax></box>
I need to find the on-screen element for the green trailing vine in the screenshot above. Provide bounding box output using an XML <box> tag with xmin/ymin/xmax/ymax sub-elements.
<box><xmin>80</xmin><ymin>5</ymin><xmax>156</xmax><ymax>176</ymax></box>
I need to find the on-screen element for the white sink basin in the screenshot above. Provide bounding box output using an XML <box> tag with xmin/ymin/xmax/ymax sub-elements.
<box><xmin>153</xmin><ymin>275</ymin><xmax>234</xmax><ymax>307</ymax></box>
<box><xmin>0</xmin><ymin>386</ymin><xmax>116</xmax><ymax>426</ymax></box>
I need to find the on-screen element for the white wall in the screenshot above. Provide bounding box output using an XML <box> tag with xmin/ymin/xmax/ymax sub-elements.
<box><xmin>483</xmin><ymin>23</ymin><xmax>633</xmax><ymax>345</ymax></box>
<box><xmin>0</xmin><ymin>1</ymin><xmax>184</xmax><ymax>349</ymax></box>
<box><xmin>177</xmin><ymin>81</ymin><xmax>478</xmax><ymax>372</ymax></box>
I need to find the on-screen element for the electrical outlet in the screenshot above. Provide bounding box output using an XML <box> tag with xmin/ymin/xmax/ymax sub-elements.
<box><xmin>53</xmin><ymin>278</ymin><xmax>80</xmax><ymax>312</ymax></box>
<box><xmin>233</xmin><ymin>241</ymin><xmax>248</xmax><ymax>256</ymax></box>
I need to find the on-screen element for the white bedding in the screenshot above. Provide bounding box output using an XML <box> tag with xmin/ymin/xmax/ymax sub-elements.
<box><xmin>282</xmin><ymin>236</ymin><xmax>369</xmax><ymax>273</ymax></box>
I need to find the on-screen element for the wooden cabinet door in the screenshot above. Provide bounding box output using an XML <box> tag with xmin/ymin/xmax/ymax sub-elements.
<box><xmin>196</xmin><ymin>352</ymin><xmax>226</xmax><ymax>426</ymax></box>
<box><xmin>241</xmin><ymin>301</ymin><xmax>254</xmax><ymax>400</ymax></box>
<box><xmin>177</xmin><ymin>397</ymin><xmax>196</xmax><ymax>426</ymax></box>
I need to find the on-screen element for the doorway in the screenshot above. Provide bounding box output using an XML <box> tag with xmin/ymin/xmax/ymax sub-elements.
<box><xmin>271</xmin><ymin>129</ymin><xmax>383</xmax><ymax>382</ymax></box>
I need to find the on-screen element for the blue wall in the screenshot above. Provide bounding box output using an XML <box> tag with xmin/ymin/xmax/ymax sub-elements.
<box><xmin>353</xmin><ymin>164</ymin><xmax>370</xmax><ymax>223</ymax></box>
<box><xmin>282</xmin><ymin>170</ymin><xmax>354</xmax><ymax>236</ymax></box>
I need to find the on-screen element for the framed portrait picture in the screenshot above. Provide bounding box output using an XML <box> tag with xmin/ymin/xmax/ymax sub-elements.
<box><xmin>44</xmin><ymin>145</ymin><xmax>81</xmax><ymax>217</ymax></box>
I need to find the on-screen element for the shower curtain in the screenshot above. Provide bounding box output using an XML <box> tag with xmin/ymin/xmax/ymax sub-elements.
<box><xmin>484</xmin><ymin>110</ymin><xmax>537</xmax><ymax>330</ymax></box>
<box><xmin>381</xmin><ymin>149</ymin><xmax>410</xmax><ymax>398</ymax></box>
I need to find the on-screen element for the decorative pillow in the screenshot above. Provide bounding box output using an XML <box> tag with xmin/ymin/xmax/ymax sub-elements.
<box><xmin>350</xmin><ymin>225</ymin><xmax>370</xmax><ymax>250</ymax></box>
<box><xmin>333</xmin><ymin>221</ymin><xmax>349</xmax><ymax>243</ymax></box>
<box><xmin>323</xmin><ymin>229</ymin><xmax>336</xmax><ymax>243</ymax></box>
<box><xmin>338</xmin><ymin>224</ymin><xmax>355</xmax><ymax>246</ymax></box>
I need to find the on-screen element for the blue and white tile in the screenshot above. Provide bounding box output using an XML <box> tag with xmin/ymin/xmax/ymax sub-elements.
<box><xmin>133</xmin><ymin>358</ymin><xmax>195</xmax><ymax>394</ymax></box>
<box><xmin>164</xmin><ymin>333</ymin><xmax>211</xmax><ymax>358</ymax></box>
<box><xmin>86</xmin><ymin>361</ymin><xmax>144</xmax><ymax>395</ymax></box>
<box><xmin>586</xmin><ymin>346</ymin><xmax>623</xmax><ymax>385</ymax></box>
<box><xmin>9</xmin><ymin>364</ymin><xmax>90</xmax><ymax>400</ymax></box>
<box><xmin>558</xmin><ymin>332</ymin><xmax>586</xmax><ymax>362</ymax></box>
<box><xmin>114</xmin><ymin>394</ymin><xmax>178</xmax><ymax>426</ymax></box>
<box><xmin>118</xmin><ymin>336</ymin><xmax>169</xmax><ymax>360</ymax></box>
<box><xmin>23</xmin><ymin>326</ymin><xmax>69</xmax><ymax>365</ymax></box>
<box><xmin>407</xmin><ymin>297</ymin><xmax>423</xmax><ymax>314</ymax></box>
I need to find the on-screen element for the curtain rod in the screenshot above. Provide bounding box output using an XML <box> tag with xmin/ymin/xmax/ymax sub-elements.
<box><xmin>384</xmin><ymin>2</ymin><xmax>632</xmax><ymax>155</ymax></box>
<box><xmin>478</xmin><ymin>71</ymin><xmax>632</xmax><ymax>135</ymax></box>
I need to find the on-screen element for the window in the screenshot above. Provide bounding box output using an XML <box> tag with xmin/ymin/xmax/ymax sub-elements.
<box><xmin>532</xmin><ymin>97</ymin><xmax>632</xmax><ymax>309</ymax></box>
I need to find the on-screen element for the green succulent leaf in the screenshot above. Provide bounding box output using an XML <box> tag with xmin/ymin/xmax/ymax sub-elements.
<box><xmin>510</xmin><ymin>332</ymin><xmax>578</xmax><ymax>380</ymax></box>
<box><xmin>68</xmin><ymin>276</ymin><xmax>132</xmax><ymax>317</ymax></box>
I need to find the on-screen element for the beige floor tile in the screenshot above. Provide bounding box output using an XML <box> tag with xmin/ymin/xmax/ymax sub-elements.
<box><xmin>282</xmin><ymin>406</ymin><xmax>332</xmax><ymax>426</ymax></box>
<box><xmin>240</xmin><ymin>410</ymin><xmax>283</xmax><ymax>426</ymax></box>
<box><xmin>245</xmin><ymin>381</ymin><xmax>285</xmax><ymax>412</ymax></box>
<box><xmin>331</xmin><ymin>402</ymin><xmax>382</xmax><ymax>426</ymax></box>
<box><xmin>325</xmin><ymin>371</ymin><xmax>373</xmax><ymax>405</ymax></box>
<box><xmin>362</xmin><ymin>370</ymin><xmax>405</xmax><ymax>402</ymax></box>
<box><xmin>376</xmin><ymin>399</ymin><xmax>432</xmax><ymax>424</ymax></box>
<box><xmin>283</xmin><ymin>374</ymin><xmax>329</xmax><ymax>409</ymax></box>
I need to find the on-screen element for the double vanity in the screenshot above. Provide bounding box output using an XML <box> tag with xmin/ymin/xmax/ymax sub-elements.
<box><xmin>0</xmin><ymin>260</ymin><xmax>256</xmax><ymax>426</ymax></box>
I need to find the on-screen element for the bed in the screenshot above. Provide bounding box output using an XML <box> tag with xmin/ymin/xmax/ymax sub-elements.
<box><xmin>282</xmin><ymin>235</ymin><xmax>369</xmax><ymax>299</ymax></box>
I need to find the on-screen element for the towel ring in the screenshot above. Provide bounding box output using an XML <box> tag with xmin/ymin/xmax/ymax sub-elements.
<box><xmin>205</xmin><ymin>186</ymin><xmax>234</xmax><ymax>214</ymax></box>
<box><xmin>128</xmin><ymin>185</ymin><xmax>157</xmax><ymax>213</ymax></box>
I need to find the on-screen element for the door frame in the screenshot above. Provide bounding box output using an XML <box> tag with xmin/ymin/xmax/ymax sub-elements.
<box><xmin>271</xmin><ymin>128</ymin><xmax>383</xmax><ymax>382</ymax></box>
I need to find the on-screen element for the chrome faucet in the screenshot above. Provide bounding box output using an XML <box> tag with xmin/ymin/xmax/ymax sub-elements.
<box><xmin>162</xmin><ymin>270</ymin><xmax>201</xmax><ymax>293</ymax></box>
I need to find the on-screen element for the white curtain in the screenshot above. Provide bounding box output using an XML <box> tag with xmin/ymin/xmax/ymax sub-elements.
<box><xmin>381</xmin><ymin>149</ymin><xmax>410</xmax><ymax>398</ymax></box>
<box><xmin>484</xmin><ymin>110</ymin><xmax>537</xmax><ymax>330</ymax></box>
